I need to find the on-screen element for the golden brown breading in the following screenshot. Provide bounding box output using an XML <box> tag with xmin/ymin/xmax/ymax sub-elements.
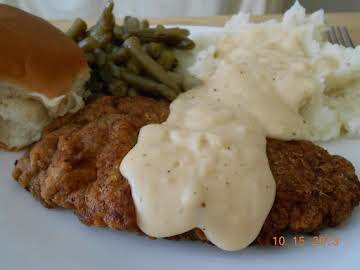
<box><xmin>13</xmin><ymin>96</ymin><xmax>360</xmax><ymax>245</ymax></box>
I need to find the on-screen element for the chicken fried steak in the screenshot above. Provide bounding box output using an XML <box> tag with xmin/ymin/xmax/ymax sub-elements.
<box><xmin>13</xmin><ymin>96</ymin><xmax>360</xmax><ymax>245</ymax></box>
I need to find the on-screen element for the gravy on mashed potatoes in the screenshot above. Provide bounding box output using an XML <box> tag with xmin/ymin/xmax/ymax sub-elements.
<box><xmin>121</xmin><ymin>3</ymin><xmax>360</xmax><ymax>251</ymax></box>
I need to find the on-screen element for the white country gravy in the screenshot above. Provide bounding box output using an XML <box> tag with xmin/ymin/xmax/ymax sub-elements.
<box><xmin>120</xmin><ymin>19</ymin><xmax>326</xmax><ymax>250</ymax></box>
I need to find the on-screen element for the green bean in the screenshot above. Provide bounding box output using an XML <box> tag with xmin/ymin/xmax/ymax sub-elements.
<box><xmin>85</xmin><ymin>52</ymin><xmax>96</xmax><ymax>64</ymax></box>
<box><xmin>113</xmin><ymin>25</ymin><xmax>125</xmax><ymax>41</ymax></box>
<box><xmin>98</xmin><ymin>1</ymin><xmax>115</xmax><ymax>31</ymax></box>
<box><xmin>157</xmin><ymin>50</ymin><xmax>177</xmax><ymax>71</ymax></box>
<box><xmin>111</xmin><ymin>47</ymin><xmax>129</xmax><ymax>64</ymax></box>
<box><xmin>126</xmin><ymin>57</ymin><xmax>142</xmax><ymax>75</ymax></box>
<box><xmin>89</xmin><ymin>1</ymin><xmax>114</xmax><ymax>43</ymax></box>
<box><xmin>99</xmin><ymin>65</ymin><xmax>113</xmax><ymax>82</ymax></box>
<box><xmin>67</xmin><ymin>18</ymin><xmax>87</xmax><ymax>41</ymax></box>
<box><xmin>78</xmin><ymin>36</ymin><xmax>100</xmax><ymax>51</ymax></box>
<box><xmin>87</xmin><ymin>80</ymin><xmax>105</xmax><ymax>93</ymax></box>
<box><xmin>145</xmin><ymin>42</ymin><xmax>164</xmax><ymax>58</ymax></box>
<box><xmin>111</xmin><ymin>64</ymin><xmax>177</xmax><ymax>100</ymax></box>
<box><xmin>156</xmin><ymin>26</ymin><xmax>189</xmax><ymax>36</ymax></box>
<box><xmin>124</xmin><ymin>16</ymin><xmax>140</xmax><ymax>32</ymax></box>
<box><xmin>140</xmin><ymin>19</ymin><xmax>149</xmax><ymax>29</ymax></box>
<box><xmin>156</xmin><ymin>25</ymin><xmax>166</xmax><ymax>31</ymax></box>
<box><xmin>104</xmin><ymin>43</ymin><xmax>116</xmax><ymax>53</ymax></box>
<box><xmin>128</xmin><ymin>88</ymin><xmax>139</xmax><ymax>97</ymax></box>
<box><xmin>73</xmin><ymin>1</ymin><xmax>196</xmax><ymax>100</ymax></box>
<box><xmin>175</xmin><ymin>38</ymin><xmax>196</xmax><ymax>50</ymax></box>
<box><xmin>94</xmin><ymin>48</ymin><xmax>107</xmax><ymax>66</ymax></box>
<box><xmin>109</xmin><ymin>80</ymin><xmax>128</xmax><ymax>96</ymax></box>
<box><xmin>167</xmin><ymin>71</ymin><xmax>183</xmax><ymax>87</ymax></box>
<box><xmin>123</xmin><ymin>37</ymin><xmax>180</xmax><ymax>92</ymax></box>
<box><xmin>125</xmin><ymin>27</ymin><xmax>190</xmax><ymax>44</ymax></box>
<box><xmin>98</xmin><ymin>32</ymin><xmax>113</xmax><ymax>47</ymax></box>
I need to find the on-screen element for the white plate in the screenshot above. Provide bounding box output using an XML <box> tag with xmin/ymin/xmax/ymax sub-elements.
<box><xmin>1</xmin><ymin>26</ymin><xmax>359</xmax><ymax>270</ymax></box>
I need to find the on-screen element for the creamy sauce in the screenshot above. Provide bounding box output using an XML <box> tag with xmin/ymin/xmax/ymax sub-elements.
<box><xmin>120</xmin><ymin>22</ymin><xmax>322</xmax><ymax>250</ymax></box>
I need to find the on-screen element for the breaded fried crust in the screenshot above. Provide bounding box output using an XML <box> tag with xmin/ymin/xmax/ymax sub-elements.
<box><xmin>13</xmin><ymin>96</ymin><xmax>360</xmax><ymax>245</ymax></box>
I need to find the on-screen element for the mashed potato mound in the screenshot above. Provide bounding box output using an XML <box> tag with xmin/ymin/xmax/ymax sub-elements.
<box><xmin>182</xmin><ymin>2</ymin><xmax>360</xmax><ymax>141</ymax></box>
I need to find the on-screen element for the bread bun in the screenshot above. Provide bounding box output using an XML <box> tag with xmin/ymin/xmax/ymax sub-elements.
<box><xmin>0</xmin><ymin>4</ymin><xmax>90</xmax><ymax>150</ymax></box>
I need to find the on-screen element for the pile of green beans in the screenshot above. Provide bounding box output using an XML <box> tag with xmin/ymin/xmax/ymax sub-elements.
<box><xmin>66</xmin><ymin>1</ymin><xmax>195</xmax><ymax>101</ymax></box>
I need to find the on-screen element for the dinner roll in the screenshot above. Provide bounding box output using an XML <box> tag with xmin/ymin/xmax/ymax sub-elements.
<box><xmin>0</xmin><ymin>4</ymin><xmax>90</xmax><ymax>150</ymax></box>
